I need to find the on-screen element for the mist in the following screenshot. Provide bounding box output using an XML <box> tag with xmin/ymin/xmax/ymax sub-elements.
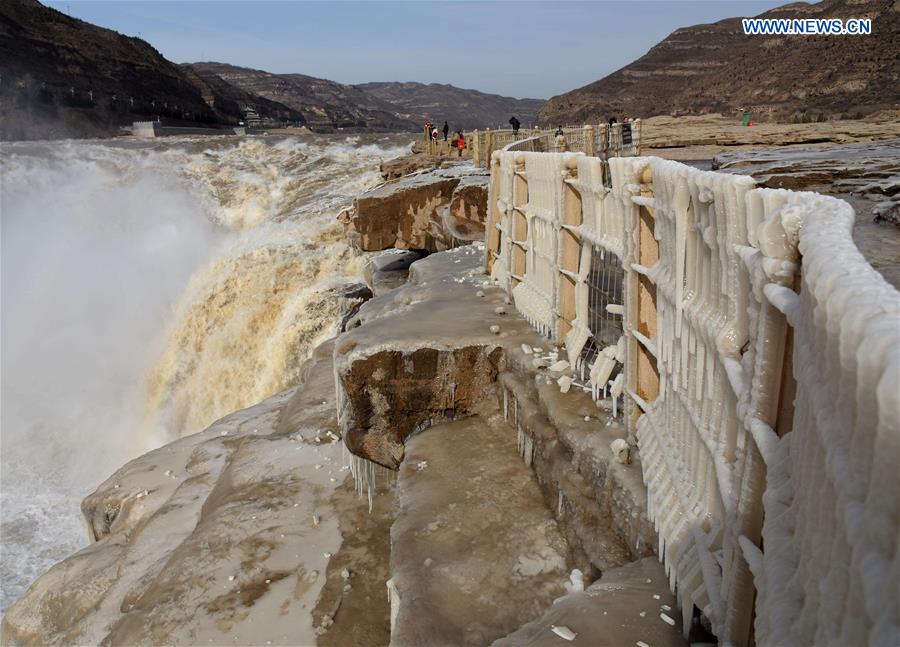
<box><xmin>0</xmin><ymin>142</ymin><xmax>223</xmax><ymax>610</ymax></box>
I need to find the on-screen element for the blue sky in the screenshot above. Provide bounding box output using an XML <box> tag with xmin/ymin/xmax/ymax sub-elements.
<box><xmin>47</xmin><ymin>0</ymin><xmax>788</xmax><ymax>99</ymax></box>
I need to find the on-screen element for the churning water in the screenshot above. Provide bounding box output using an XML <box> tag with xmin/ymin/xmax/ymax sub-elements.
<box><xmin>0</xmin><ymin>133</ymin><xmax>410</xmax><ymax>611</ymax></box>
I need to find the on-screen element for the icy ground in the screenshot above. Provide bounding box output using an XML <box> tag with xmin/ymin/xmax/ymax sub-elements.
<box><xmin>714</xmin><ymin>138</ymin><xmax>900</xmax><ymax>288</ymax></box>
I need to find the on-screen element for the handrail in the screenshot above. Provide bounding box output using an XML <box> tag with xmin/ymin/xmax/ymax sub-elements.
<box><xmin>485</xmin><ymin>148</ymin><xmax>899</xmax><ymax>647</ymax></box>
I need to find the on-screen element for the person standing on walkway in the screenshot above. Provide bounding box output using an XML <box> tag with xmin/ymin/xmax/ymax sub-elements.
<box><xmin>442</xmin><ymin>121</ymin><xmax>449</xmax><ymax>141</ymax></box>
<box><xmin>456</xmin><ymin>131</ymin><xmax>466</xmax><ymax>157</ymax></box>
<box><xmin>509</xmin><ymin>116</ymin><xmax>520</xmax><ymax>136</ymax></box>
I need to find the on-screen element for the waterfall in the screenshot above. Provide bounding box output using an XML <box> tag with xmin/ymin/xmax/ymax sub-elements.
<box><xmin>0</xmin><ymin>133</ymin><xmax>411</xmax><ymax>611</ymax></box>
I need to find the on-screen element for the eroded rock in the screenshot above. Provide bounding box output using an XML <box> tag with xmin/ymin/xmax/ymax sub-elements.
<box><xmin>341</xmin><ymin>166</ymin><xmax>489</xmax><ymax>253</ymax></box>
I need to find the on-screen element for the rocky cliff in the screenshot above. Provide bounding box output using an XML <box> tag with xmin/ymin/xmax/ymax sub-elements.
<box><xmin>357</xmin><ymin>81</ymin><xmax>544</xmax><ymax>131</ymax></box>
<box><xmin>187</xmin><ymin>62</ymin><xmax>418</xmax><ymax>131</ymax></box>
<box><xmin>538</xmin><ymin>0</ymin><xmax>899</xmax><ymax>124</ymax></box>
<box><xmin>0</xmin><ymin>0</ymin><xmax>301</xmax><ymax>139</ymax></box>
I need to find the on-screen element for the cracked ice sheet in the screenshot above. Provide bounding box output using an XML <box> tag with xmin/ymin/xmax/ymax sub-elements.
<box><xmin>390</xmin><ymin>414</ymin><xmax>568</xmax><ymax>646</ymax></box>
<box><xmin>3</xmin><ymin>345</ymin><xmax>351</xmax><ymax>647</ymax></box>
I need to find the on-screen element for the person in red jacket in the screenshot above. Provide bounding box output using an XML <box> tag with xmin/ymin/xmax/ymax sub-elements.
<box><xmin>456</xmin><ymin>131</ymin><xmax>466</xmax><ymax>157</ymax></box>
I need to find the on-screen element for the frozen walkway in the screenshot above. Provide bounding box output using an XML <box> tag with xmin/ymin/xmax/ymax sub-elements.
<box><xmin>389</xmin><ymin>413</ymin><xmax>569</xmax><ymax>646</ymax></box>
<box><xmin>493</xmin><ymin>558</ymin><xmax>686</xmax><ymax>647</ymax></box>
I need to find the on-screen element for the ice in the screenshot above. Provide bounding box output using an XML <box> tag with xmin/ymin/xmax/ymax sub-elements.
<box><xmin>551</xmin><ymin>625</ymin><xmax>577</xmax><ymax>641</ymax></box>
<box><xmin>494</xmin><ymin>146</ymin><xmax>899</xmax><ymax>643</ymax></box>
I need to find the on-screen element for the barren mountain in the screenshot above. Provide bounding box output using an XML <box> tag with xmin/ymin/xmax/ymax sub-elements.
<box><xmin>538</xmin><ymin>0</ymin><xmax>899</xmax><ymax>125</ymax></box>
<box><xmin>0</xmin><ymin>0</ymin><xmax>301</xmax><ymax>139</ymax></box>
<box><xmin>356</xmin><ymin>82</ymin><xmax>544</xmax><ymax>131</ymax></box>
<box><xmin>187</xmin><ymin>62</ymin><xmax>417</xmax><ymax>131</ymax></box>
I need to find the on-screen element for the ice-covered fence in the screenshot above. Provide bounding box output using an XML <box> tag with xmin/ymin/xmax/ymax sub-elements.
<box><xmin>635</xmin><ymin>159</ymin><xmax>764</xmax><ymax>644</ymax></box>
<box><xmin>485</xmin><ymin>151</ymin><xmax>645</xmax><ymax>415</ymax></box>
<box><xmin>741</xmin><ymin>190</ymin><xmax>900</xmax><ymax>646</ymax></box>
<box><xmin>484</xmin><ymin>149</ymin><xmax>900</xmax><ymax>645</ymax></box>
<box><xmin>468</xmin><ymin>121</ymin><xmax>641</xmax><ymax>168</ymax></box>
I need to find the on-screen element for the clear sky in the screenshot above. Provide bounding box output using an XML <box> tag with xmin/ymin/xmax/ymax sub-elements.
<box><xmin>46</xmin><ymin>0</ymin><xmax>789</xmax><ymax>99</ymax></box>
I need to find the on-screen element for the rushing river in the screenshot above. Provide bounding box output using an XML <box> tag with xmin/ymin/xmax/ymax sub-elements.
<box><xmin>0</xmin><ymin>132</ymin><xmax>411</xmax><ymax>612</ymax></box>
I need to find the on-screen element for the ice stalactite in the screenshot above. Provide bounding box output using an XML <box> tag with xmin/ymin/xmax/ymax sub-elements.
<box><xmin>347</xmin><ymin>447</ymin><xmax>395</xmax><ymax>513</ymax></box>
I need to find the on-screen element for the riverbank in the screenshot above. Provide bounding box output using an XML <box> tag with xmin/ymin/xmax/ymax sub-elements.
<box><xmin>5</xmin><ymin>132</ymin><xmax>897</xmax><ymax>645</ymax></box>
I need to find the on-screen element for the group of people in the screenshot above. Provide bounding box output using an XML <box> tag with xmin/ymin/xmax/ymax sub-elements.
<box><xmin>425</xmin><ymin>120</ymin><xmax>467</xmax><ymax>157</ymax></box>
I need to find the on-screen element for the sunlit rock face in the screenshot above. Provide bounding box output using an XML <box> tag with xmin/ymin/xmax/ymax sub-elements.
<box><xmin>343</xmin><ymin>165</ymin><xmax>489</xmax><ymax>253</ymax></box>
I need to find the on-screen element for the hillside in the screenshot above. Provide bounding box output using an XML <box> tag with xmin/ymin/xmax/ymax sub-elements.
<box><xmin>538</xmin><ymin>0</ymin><xmax>899</xmax><ymax>125</ymax></box>
<box><xmin>187</xmin><ymin>62</ymin><xmax>417</xmax><ymax>131</ymax></box>
<box><xmin>356</xmin><ymin>82</ymin><xmax>544</xmax><ymax>131</ymax></box>
<box><xmin>0</xmin><ymin>0</ymin><xmax>302</xmax><ymax>139</ymax></box>
<box><xmin>180</xmin><ymin>66</ymin><xmax>306</xmax><ymax>126</ymax></box>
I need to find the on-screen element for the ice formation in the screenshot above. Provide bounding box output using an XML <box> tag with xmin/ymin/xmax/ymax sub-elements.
<box><xmin>487</xmin><ymin>148</ymin><xmax>900</xmax><ymax>644</ymax></box>
<box><xmin>488</xmin><ymin>151</ymin><xmax>643</xmax><ymax>411</ymax></box>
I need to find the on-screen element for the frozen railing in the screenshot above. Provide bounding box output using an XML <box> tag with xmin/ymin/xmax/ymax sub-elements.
<box><xmin>446</xmin><ymin>121</ymin><xmax>642</xmax><ymax>166</ymax></box>
<box><xmin>485</xmin><ymin>150</ymin><xmax>900</xmax><ymax>645</ymax></box>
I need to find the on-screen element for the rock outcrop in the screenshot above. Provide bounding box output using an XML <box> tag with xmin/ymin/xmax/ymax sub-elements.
<box><xmin>335</xmin><ymin>246</ymin><xmax>656</xmax><ymax>576</ymax></box>
<box><xmin>340</xmin><ymin>164</ymin><xmax>490</xmax><ymax>252</ymax></box>
<box><xmin>380</xmin><ymin>153</ymin><xmax>454</xmax><ymax>180</ymax></box>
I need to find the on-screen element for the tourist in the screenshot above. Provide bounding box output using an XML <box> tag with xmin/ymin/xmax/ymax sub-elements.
<box><xmin>456</xmin><ymin>131</ymin><xmax>466</xmax><ymax>157</ymax></box>
<box><xmin>509</xmin><ymin>116</ymin><xmax>520</xmax><ymax>135</ymax></box>
<box><xmin>442</xmin><ymin>121</ymin><xmax>449</xmax><ymax>141</ymax></box>
<box><xmin>431</xmin><ymin>126</ymin><xmax>439</xmax><ymax>141</ymax></box>
<box><xmin>555</xmin><ymin>125</ymin><xmax>564</xmax><ymax>136</ymax></box>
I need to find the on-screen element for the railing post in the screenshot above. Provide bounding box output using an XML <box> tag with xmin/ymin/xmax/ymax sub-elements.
<box><xmin>472</xmin><ymin>130</ymin><xmax>481</xmax><ymax>166</ymax></box>
<box><xmin>584</xmin><ymin>125</ymin><xmax>595</xmax><ymax>157</ymax></box>
<box><xmin>510</xmin><ymin>153</ymin><xmax>528</xmax><ymax>294</ymax></box>
<box><xmin>596</xmin><ymin>124</ymin><xmax>609</xmax><ymax>160</ymax></box>
<box><xmin>558</xmin><ymin>156</ymin><xmax>582</xmax><ymax>344</ymax></box>
<box><xmin>633</xmin><ymin>119</ymin><xmax>642</xmax><ymax>155</ymax></box>
<box><xmin>611</xmin><ymin>122</ymin><xmax>623</xmax><ymax>157</ymax></box>
<box><xmin>485</xmin><ymin>128</ymin><xmax>494</xmax><ymax>164</ymax></box>
<box><xmin>628</xmin><ymin>165</ymin><xmax>659</xmax><ymax>430</ymax></box>
<box><xmin>485</xmin><ymin>152</ymin><xmax>503</xmax><ymax>273</ymax></box>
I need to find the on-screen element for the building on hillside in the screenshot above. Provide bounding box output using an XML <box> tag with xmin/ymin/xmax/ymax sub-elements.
<box><xmin>242</xmin><ymin>106</ymin><xmax>262</xmax><ymax>128</ymax></box>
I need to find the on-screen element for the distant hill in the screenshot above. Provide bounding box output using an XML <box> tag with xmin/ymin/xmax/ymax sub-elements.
<box><xmin>180</xmin><ymin>66</ymin><xmax>306</xmax><ymax>126</ymax></box>
<box><xmin>538</xmin><ymin>0</ymin><xmax>899</xmax><ymax>125</ymax></box>
<box><xmin>0</xmin><ymin>0</ymin><xmax>305</xmax><ymax>139</ymax></box>
<box><xmin>356</xmin><ymin>82</ymin><xmax>544</xmax><ymax>131</ymax></box>
<box><xmin>187</xmin><ymin>62</ymin><xmax>417</xmax><ymax>131</ymax></box>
